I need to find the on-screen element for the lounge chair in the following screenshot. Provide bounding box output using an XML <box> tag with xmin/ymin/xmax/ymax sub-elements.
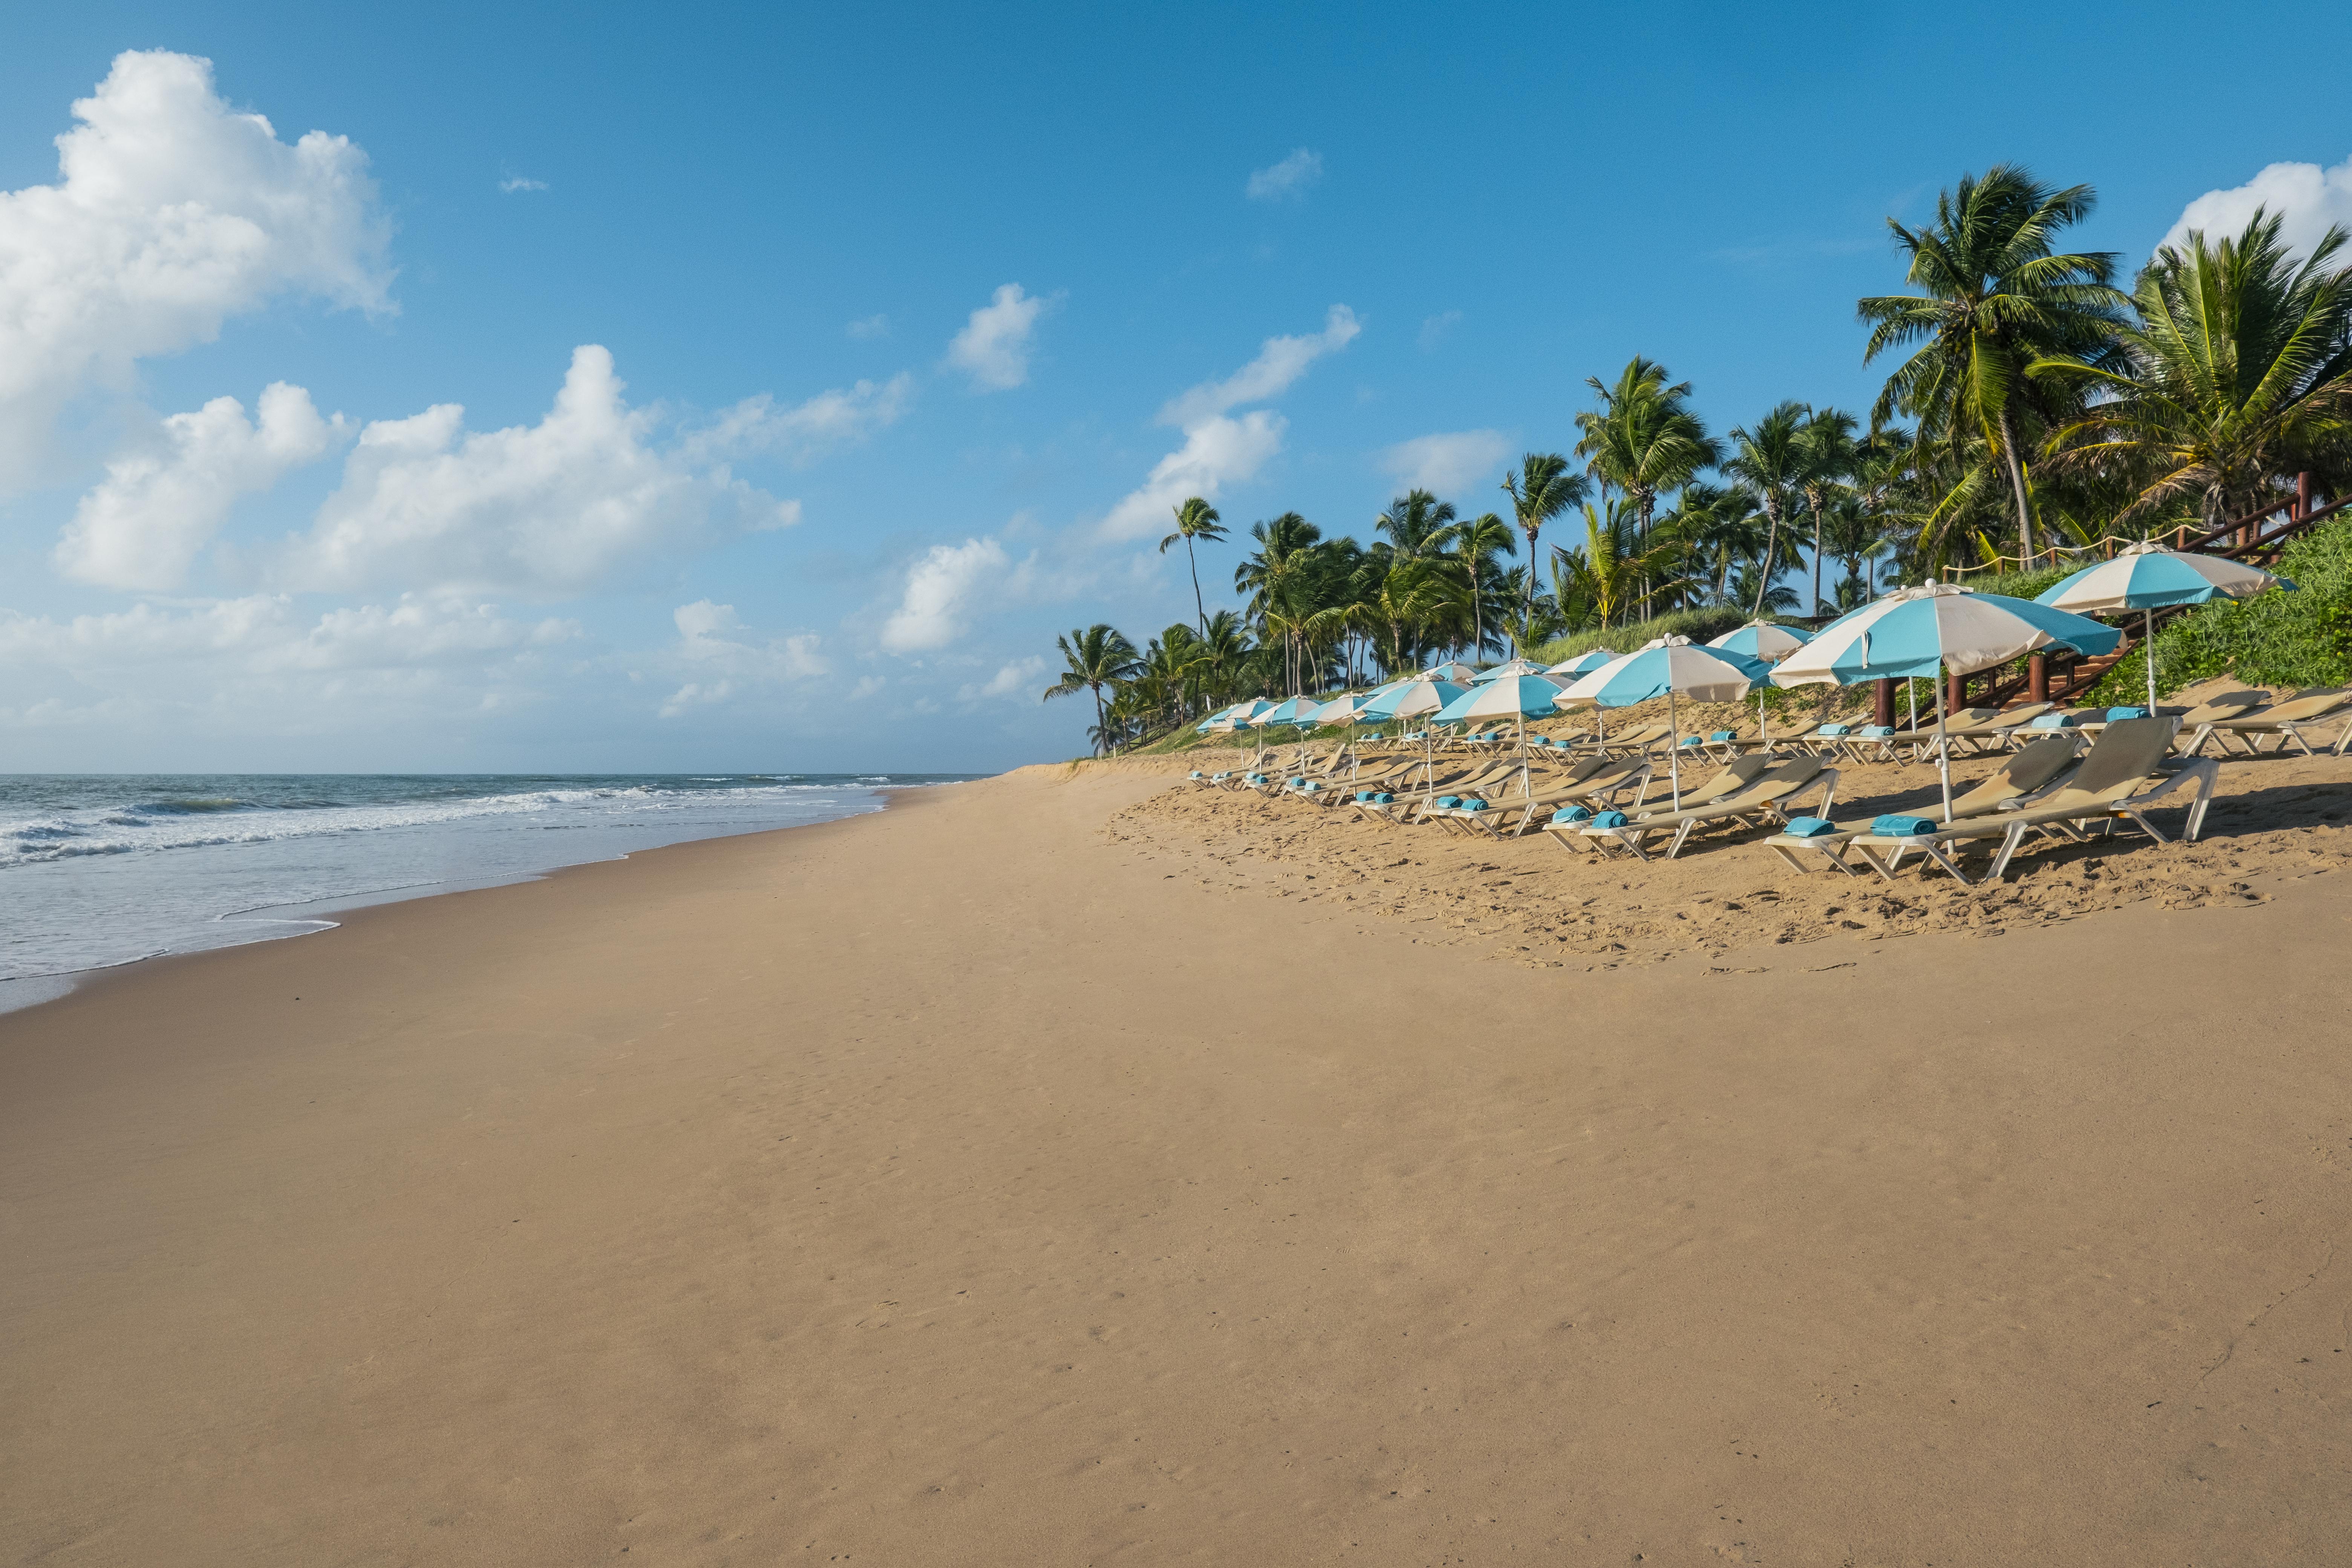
<box><xmin>1461</xmin><ymin>755</ymin><xmax>1659</xmax><ymax>836</ymax></box>
<box><xmin>1596</xmin><ymin>722</ymin><xmax>1672</xmax><ymax>757</ymax></box>
<box><xmin>1406</xmin><ymin>758</ymin><xmax>1570</xmax><ymax>826</ymax></box>
<box><xmin>1764</xmin><ymin>734</ymin><xmax>2083</xmax><ymax>876</ymax></box>
<box><xmin>2182</xmin><ymin>689</ymin><xmax>2352</xmax><ymax>757</ymax></box>
<box><xmin>1558</xmin><ymin>755</ymin><xmax>1836</xmax><ymax>861</ymax></box>
<box><xmin>1846</xmin><ymin>717</ymin><xmax>2220</xmax><ymax>884</ymax></box>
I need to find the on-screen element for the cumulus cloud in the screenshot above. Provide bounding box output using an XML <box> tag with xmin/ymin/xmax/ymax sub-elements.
<box><xmin>959</xmin><ymin>655</ymin><xmax>1049</xmax><ymax>703</ymax></box>
<box><xmin>56</xmin><ymin>383</ymin><xmax>345</xmax><ymax>591</ymax></box>
<box><xmin>1098</xmin><ymin>306</ymin><xmax>1360</xmax><ymax>541</ymax></box>
<box><xmin>881</xmin><ymin>537</ymin><xmax>1011</xmax><ymax>652</ymax></box>
<box><xmin>276</xmin><ymin>345</ymin><xmax>804</xmax><ymax>597</ymax></box>
<box><xmin>0</xmin><ymin>593</ymin><xmax>576</xmax><ymax>675</ymax></box>
<box><xmin>678</xmin><ymin>372</ymin><xmax>912</xmax><ymax>466</ymax></box>
<box><xmin>845</xmin><ymin>313</ymin><xmax>891</xmax><ymax>339</ymax></box>
<box><xmin>946</xmin><ymin>283</ymin><xmax>1054</xmax><ymax>390</ymax></box>
<box><xmin>498</xmin><ymin>175</ymin><xmax>549</xmax><ymax>194</ymax></box>
<box><xmin>2163</xmin><ymin>154</ymin><xmax>2352</xmax><ymax>261</ymax></box>
<box><xmin>1380</xmin><ymin>429</ymin><xmax>1510</xmax><ymax>499</ymax></box>
<box><xmin>0</xmin><ymin>49</ymin><xmax>392</xmax><ymax>487</ymax></box>
<box><xmin>1246</xmin><ymin>148</ymin><xmax>1323</xmax><ymax>202</ymax></box>
<box><xmin>656</xmin><ymin>599</ymin><xmax>826</xmax><ymax>716</ymax></box>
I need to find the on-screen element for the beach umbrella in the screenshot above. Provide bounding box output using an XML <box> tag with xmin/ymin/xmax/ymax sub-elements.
<box><xmin>1544</xmin><ymin>649</ymin><xmax>1617</xmax><ymax>677</ymax></box>
<box><xmin>1559</xmin><ymin>637</ymin><xmax>1770</xmax><ymax>808</ymax></box>
<box><xmin>1772</xmin><ymin>582</ymin><xmax>2122</xmax><ymax>821</ymax></box>
<box><xmin>1469</xmin><ymin>656</ymin><xmax>1550</xmax><ymax>684</ymax></box>
<box><xmin>1706</xmin><ymin>620</ymin><xmax>1816</xmax><ymax>747</ymax></box>
<box><xmin>1358</xmin><ymin>678</ymin><xmax>1470</xmax><ymax>790</ymax></box>
<box><xmin>2034</xmin><ymin>542</ymin><xmax>2294</xmax><ymax>712</ymax></box>
<box><xmin>1420</xmin><ymin>660</ymin><xmax>1478</xmax><ymax>683</ymax></box>
<box><xmin>1432</xmin><ymin>675</ymin><xmax>1562</xmax><ymax>799</ymax></box>
<box><xmin>1256</xmin><ymin>695</ymin><xmax>1326</xmax><ymax>772</ymax></box>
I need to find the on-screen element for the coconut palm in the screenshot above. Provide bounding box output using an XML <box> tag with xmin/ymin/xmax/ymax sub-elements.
<box><xmin>1723</xmin><ymin>402</ymin><xmax>1810</xmax><ymax>617</ymax></box>
<box><xmin>1857</xmin><ymin>164</ymin><xmax>2128</xmax><ymax>565</ymax></box>
<box><xmin>1374</xmin><ymin>489</ymin><xmax>1458</xmax><ymax>563</ymax></box>
<box><xmin>1500</xmin><ymin>453</ymin><xmax>1589</xmax><ymax>634</ymax></box>
<box><xmin>1158</xmin><ymin>497</ymin><xmax>1228</xmax><ymax>638</ymax></box>
<box><xmin>2034</xmin><ymin>209</ymin><xmax>2352</xmax><ymax>531</ymax></box>
<box><xmin>1043</xmin><ymin>624</ymin><xmax>1141</xmax><ymax>753</ymax></box>
<box><xmin>1441</xmin><ymin>511</ymin><xmax>1517</xmax><ymax>657</ymax></box>
<box><xmin>1550</xmin><ymin>500</ymin><xmax>1684</xmax><ymax>630</ymax></box>
<box><xmin>1575</xmin><ymin>357</ymin><xmax>1722</xmax><ymax>619</ymax></box>
<box><xmin>1794</xmin><ymin>406</ymin><xmax>1861</xmax><ymax>614</ymax></box>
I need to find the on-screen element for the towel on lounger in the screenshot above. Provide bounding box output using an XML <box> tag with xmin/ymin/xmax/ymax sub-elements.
<box><xmin>1555</xmin><ymin>805</ymin><xmax>1592</xmax><ymax>823</ymax></box>
<box><xmin>2106</xmin><ymin>706</ymin><xmax>2148</xmax><ymax>721</ymax></box>
<box><xmin>1781</xmin><ymin>817</ymin><xmax>1837</xmax><ymax>837</ymax></box>
<box><xmin>1589</xmin><ymin>810</ymin><xmax>1629</xmax><ymax>828</ymax></box>
<box><xmin>2030</xmin><ymin>712</ymin><xmax>2073</xmax><ymax>728</ymax></box>
<box><xmin>1818</xmin><ymin>724</ymin><xmax>1850</xmax><ymax>736</ymax></box>
<box><xmin>1871</xmin><ymin>814</ymin><xmax>1936</xmax><ymax>836</ymax></box>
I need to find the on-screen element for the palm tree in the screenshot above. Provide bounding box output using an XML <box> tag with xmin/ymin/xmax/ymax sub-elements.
<box><xmin>1441</xmin><ymin>511</ymin><xmax>1517</xmax><ymax>657</ymax></box>
<box><xmin>1501</xmin><ymin>453</ymin><xmax>1589</xmax><ymax>635</ymax></box>
<box><xmin>1726</xmin><ymin>564</ymin><xmax>1799</xmax><ymax>617</ymax></box>
<box><xmin>1795</xmin><ymin>406</ymin><xmax>1860</xmax><ymax>614</ymax></box>
<box><xmin>1374</xmin><ymin>489</ymin><xmax>1458</xmax><ymax>562</ymax></box>
<box><xmin>1234</xmin><ymin>513</ymin><xmax>1325</xmax><ymax>694</ymax></box>
<box><xmin>1574</xmin><ymin>357</ymin><xmax>1721</xmax><ymax>614</ymax></box>
<box><xmin>2034</xmin><ymin>209</ymin><xmax>2352</xmax><ymax>531</ymax></box>
<box><xmin>1857</xmin><ymin>164</ymin><xmax>2128</xmax><ymax>565</ymax></box>
<box><xmin>1043</xmin><ymin>623</ymin><xmax>1140</xmax><ymax>753</ymax></box>
<box><xmin>1724</xmin><ymin>402</ymin><xmax>1810</xmax><ymax>618</ymax></box>
<box><xmin>1158</xmin><ymin>497</ymin><xmax>1228</xmax><ymax>638</ymax></box>
<box><xmin>1550</xmin><ymin>500</ymin><xmax>1684</xmax><ymax>630</ymax></box>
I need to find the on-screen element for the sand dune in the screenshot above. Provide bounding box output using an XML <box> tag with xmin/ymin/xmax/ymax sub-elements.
<box><xmin>5</xmin><ymin>761</ymin><xmax>2350</xmax><ymax>1565</ymax></box>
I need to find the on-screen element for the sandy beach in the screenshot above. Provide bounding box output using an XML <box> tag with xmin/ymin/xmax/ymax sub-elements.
<box><xmin>6</xmin><ymin>760</ymin><xmax>2352</xmax><ymax>1565</ymax></box>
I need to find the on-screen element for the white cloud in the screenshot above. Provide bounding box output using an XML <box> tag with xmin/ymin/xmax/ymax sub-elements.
<box><xmin>946</xmin><ymin>283</ymin><xmax>1053</xmax><ymax>391</ymax></box>
<box><xmin>1098</xmin><ymin>306</ymin><xmax>1359</xmax><ymax>541</ymax></box>
<box><xmin>882</xmin><ymin>538</ymin><xmax>1013</xmax><ymax>652</ymax></box>
<box><xmin>1246</xmin><ymin>148</ymin><xmax>1324</xmax><ymax>202</ymax></box>
<box><xmin>656</xmin><ymin>599</ymin><xmax>826</xmax><ymax>716</ymax></box>
<box><xmin>678</xmin><ymin>372</ymin><xmax>912</xmax><ymax>466</ymax></box>
<box><xmin>2163</xmin><ymin>155</ymin><xmax>2352</xmax><ymax>261</ymax></box>
<box><xmin>846</xmin><ymin>313</ymin><xmax>891</xmax><ymax>339</ymax></box>
<box><xmin>1417</xmin><ymin>310</ymin><xmax>1462</xmax><ymax>350</ymax></box>
<box><xmin>1156</xmin><ymin>305</ymin><xmax>1360</xmax><ymax>427</ymax></box>
<box><xmin>498</xmin><ymin>176</ymin><xmax>549</xmax><ymax>194</ymax></box>
<box><xmin>1380</xmin><ymin>429</ymin><xmax>1510</xmax><ymax>499</ymax></box>
<box><xmin>960</xmin><ymin>655</ymin><xmax>1049</xmax><ymax>703</ymax></box>
<box><xmin>56</xmin><ymin>383</ymin><xmax>345</xmax><ymax>591</ymax></box>
<box><xmin>0</xmin><ymin>50</ymin><xmax>392</xmax><ymax>487</ymax></box>
<box><xmin>277</xmin><ymin>345</ymin><xmax>802</xmax><ymax>597</ymax></box>
<box><xmin>0</xmin><ymin>593</ymin><xmax>575</xmax><ymax>675</ymax></box>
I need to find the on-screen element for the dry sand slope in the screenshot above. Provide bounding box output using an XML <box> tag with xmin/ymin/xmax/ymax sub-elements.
<box><xmin>4</xmin><ymin>761</ymin><xmax>2351</xmax><ymax>1566</ymax></box>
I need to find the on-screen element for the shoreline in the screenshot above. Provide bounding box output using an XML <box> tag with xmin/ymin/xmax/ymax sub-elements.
<box><xmin>7</xmin><ymin>760</ymin><xmax>2350</xmax><ymax>1564</ymax></box>
<box><xmin>0</xmin><ymin>778</ymin><xmax>943</xmax><ymax>1020</ymax></box>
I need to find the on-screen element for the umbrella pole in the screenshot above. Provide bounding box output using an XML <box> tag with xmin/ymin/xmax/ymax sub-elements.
<box><xmin>1936</xmin><ymin>666</ymin><xmax>1953</xmax><ymax>823</ymax></box>
<box><xmin>1668</xmin><ymin>689</ymin><xmax>1682</xmax><ymax>810</ymax></box>
<box><xmin>1758</xmin><ymin>688</ymin><xmax>1769</xmax><ymax>753</ymax></box>
<box><xmin>1517</xmin><ymin>712</ymin><xmax>1530</xmax><ymax>799</ymax></box>
<box><xmin>2145</xmin><ymin>608</ymin><xmax>2158</xmax><ymax>712</ymax></box>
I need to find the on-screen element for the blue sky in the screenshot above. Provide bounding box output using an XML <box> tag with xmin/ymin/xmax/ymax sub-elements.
<box><xmin>4</xmin><ymin>1</ymin><xmax>2349</xmax><ymax>772</ymax></box>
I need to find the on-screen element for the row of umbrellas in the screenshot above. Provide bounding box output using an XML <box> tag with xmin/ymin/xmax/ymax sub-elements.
<box><xmin>1200</xmin><ymin>543</ymin><xmax>2292</xmax><ymax>819</ymax></box>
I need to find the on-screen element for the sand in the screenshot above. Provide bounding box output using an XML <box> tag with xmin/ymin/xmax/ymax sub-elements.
<box><xmin>5</xmin><ymin>756</ymin><xmax>2351</xmax><ymax>1565</ymax></box>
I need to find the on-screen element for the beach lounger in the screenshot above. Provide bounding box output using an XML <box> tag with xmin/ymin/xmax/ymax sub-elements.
<box><xmin>1559</xmin><ymin>756</ymin><xmax>1836</xmax><ymax>861</ymax></box>
<box><xmin>1764</xmin><ymin>735</ymin><xmax>2082</xmax><ymax>876</ymax></box>
<box><xmin>1459</xmin><ymin>755</ymin><xmax>1658</xmax><ymax>837</ymax></box>
<box><xmin>2182</xmin><ymin>689</ymin><xmax>2352</xmax><ymax>757</ymax></box>
<box><xmin>1595</xmin><ymin>723</ymin><xmax>1672</xmax><ymax>758</ymax></box>
<box><xmin>1847</xmin><ymin>718</ymin><xmax>2220</xmax><ymax>884</ymax></box>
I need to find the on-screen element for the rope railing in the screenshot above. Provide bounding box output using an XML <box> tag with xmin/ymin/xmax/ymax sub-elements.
<box><xmin>1938</xmin><ymin>524</ymin><xmax>2200</xmax><ymax>579</ymax></box>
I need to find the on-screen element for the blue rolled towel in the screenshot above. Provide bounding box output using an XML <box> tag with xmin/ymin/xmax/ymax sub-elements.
<box><xmin>1709</xmin><ymin>730</ymin><xmax>1735</xmax><ymax>742</ymax></box>
<box><xmin>2030</xmin><ymin>712</ymin><xmax>2072</xmax><ymax>728</ymax></box>
<box><xmin>1462</xmin><ymin>799</ymin><xmax>1487</xmax><ymax>812</ymax></box>
<box><xmin>1781</xmin><ymin>816</ymin><xmax>1838</xmax><ymax>838</ymax></box>
<box><xmin>1589</xmin><ymin>810</ymin><xmax>1629</xmax><ymax>828</ymax></box>
<box><xmin>1859</xmin><ymin>725</ymin><xmax>1894</xmax><ymax>737</ymax></box>
<box><xmin>2107</xmin><ymin>706</ymin><xmax>2148</xmax><ymax>721</ymax></box>
<box><xmin>1435</xmin><ymin>796</ymin><xmax>1461</xmax><ymax>808</ymax></box>
<box><xmin>1680</xmin><ymin>735</ymin><xmax>1704</xmax><ymax>747</ymax></box>
<box><xmin>1818</xmin><ymin>723</ymin><xmax>1850</xmax><ymax>736</ymax></box>
<box><xmin>1288</xmin><ymin>776</ymin><xmax>1306</xmax><ymax>785</ymax></box>
<box><xmin>1355</xmin><ymin>790</ymin><xmax>1376</xmax><ymax>801</ymax></box>
<box><xmin>1555</xmin><ymin>805</ymin><xmax>1592</xmax><ymax>823</ymax></box>
<box><xmin>1871</xmin><ymin>814</ymin><xmax>1936</xmax><ymax>836</ymax></box>
<box><xmin>1372</xmin><ymin>793</ymin><xmax>1395</xmax><ymax>804</ymax></box>
<box><xmin>1189</xmin><ymin>770</ymin><xmax>1204</xmax><ymax>779</ymax></box>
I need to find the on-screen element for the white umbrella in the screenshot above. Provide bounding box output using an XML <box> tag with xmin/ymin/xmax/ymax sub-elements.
<box><xmin>1706</xmin><ymin>620</ymin><xmax>1817</xmax><ymax>750</ymax></box>
<box><xmin>1431</xmin><ymin>675</ymin><xmax>1563</xmax><ymax>799</ymax></box>
<box><xmin>1773</xmin><ymin>583</ymin><xmax>2122</xmax><ymax>821</ymax></box>
<box><xmin>1559</xmin><ymin>637</ymin><xmax>1770</xmax><ymax>807</ymax></box>
<box><xmin>2034</xmin><ymin>542</ymin><xmax>2294</xmax><ymax>712</ymax></box>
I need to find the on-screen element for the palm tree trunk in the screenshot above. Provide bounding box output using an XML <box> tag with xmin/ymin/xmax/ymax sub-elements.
<box><xmin>1997</xmin><ymin>408</ymin><xmax>2038</xmax><ymax>565</ymax></box>
<box><xmin>1185</xmin><ymin>536</ymin><xmax>1206</xmax><ymax>637</ymax></box>
<box><xmin>1753</xmin><ymin>498</ymin><xmax>1783</xmax><ymax>620</ymax></box>
<box><xmin>1520</xmin><ymin>528</ymin><xmax>1539</xmax><ymax>648</ymax></box>
<box><xmin>1808</xmin><ymin>496</ymin><xmax>1824</xmax><ymax>616</ymax></box>
<box><xmin>1091</xmin><ymin>682</ymin><xmax>1107</xmax><ymax>755</ymax></box>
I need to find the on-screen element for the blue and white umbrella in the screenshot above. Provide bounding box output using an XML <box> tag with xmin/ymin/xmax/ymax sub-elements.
<box><xmin>1469</xmin><ymin>656</ymin><xmax>1552</xmax><ymax>684</ymax></box>
<box><xmin>1544</xmin><ymin>648</ymin><xmax>1617</xmax><ymax>678</ymax></box>
<box><xmin>1707</xmin><ymin>621</ymin><xmax>1816</xmax><ymax>749</ymax></box>
<box><xmin>2034</xmin><ymin>542</ymin><xmax>2293</xmax><ymax>712</ymax></box>
<box><xmin>1203</xmin><ymin>698</ymin><xmax>1273</xmax><ymax>735</ymax></box>
<box><xmin>1707</xmin><ymin>620</ymin><xmax>1815</xmax><ymax>661</ymax></box>
<box><xmin>1559</xmin><ymin>637</ymin><xmax>1772</xmax><ymax>807</ymax></box>
<box><xmin>1432</xmin><ymin>675</ymin><xmax>1563</xmax><ymax>798</ymax></box>
<box><xmin>1772</xmin><ymin>582</ymin><xmax>2122</xmax><ymax>819</ymax></box>
<box><xmin>1358</xmin><ymin>678</ymin><xmax>1470</xmax><ymax>790</ymax></box>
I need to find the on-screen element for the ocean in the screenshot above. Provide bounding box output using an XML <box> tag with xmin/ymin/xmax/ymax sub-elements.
<box><xmin>0</xmin><ymin>773</ymin><xmax>978</xmax><ymax>1012</ymax></box>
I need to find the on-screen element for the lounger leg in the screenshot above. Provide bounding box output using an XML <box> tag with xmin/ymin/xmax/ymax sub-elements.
<box><xmin>1665</xmin><ymin>821</ymin><xmax>1696</xmax><ymax>859</ymax></box>
<box><xmin>1988</xmin><ymin>822</ymin><xmax>2029</xmax><ymax>880</ymax></box>
<box><xmin>1854</xmin><ymin>844</ymin><xmax>1902</xmax><ymax>882</ymax></box>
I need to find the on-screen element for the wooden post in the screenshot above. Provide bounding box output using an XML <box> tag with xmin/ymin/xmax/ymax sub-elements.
<box><xmin>1946</xmin><ymin>671</ymin><xmax>1965</xmax><ymax>712</ymax></box>
<box><xmin>2028</xmin><ymin>652</ymin><xmax>2048</xmax><ymax>704</ymax></box>
<box><xmin>1874</xmin><ymin>677</ymin><xmax>1894</xmax><ymax>729</ymax></box>
<box><xmin>2297</xmin><ymin>470</ymin><xmax>2312</xmax><ymax>525</ymax></box>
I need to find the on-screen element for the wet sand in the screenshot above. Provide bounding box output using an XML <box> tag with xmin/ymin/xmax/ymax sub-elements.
<box><xmin>5</xmin><ymin>760</ymin><xmax>2350</xmax><ymax>1565</ymax></box>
